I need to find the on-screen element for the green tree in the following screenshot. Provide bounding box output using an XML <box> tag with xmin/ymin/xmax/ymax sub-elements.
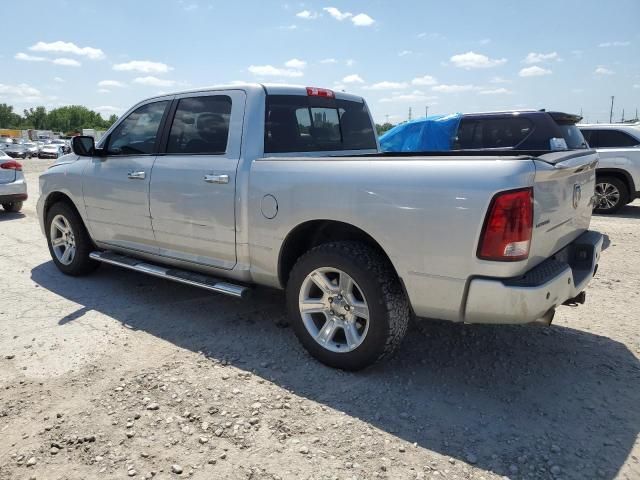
<box><xmin>375</xmin><ymin>122</ymin><xmax>395</xmax><ymax>136</ymax></box>
<box><xmin>0</xmin><ymin>104</ymin><xmax>23</xmax><ymax>129</ymax></box>
<box><xmin>23</xmin><ymin>106</ymin><xmax>48</xmax><ymax>129</ymax></box>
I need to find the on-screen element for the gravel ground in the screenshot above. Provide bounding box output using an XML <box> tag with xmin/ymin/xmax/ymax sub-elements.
<box><xmin>1</xmin><ymin>159</ymin><xmax>639</xmax><ymax>480</ymax></box>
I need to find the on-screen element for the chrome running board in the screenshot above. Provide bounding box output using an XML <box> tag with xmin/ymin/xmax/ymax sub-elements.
<box><xmin>89</xmin><ymin>251</ymin><xmax>250</xmax><ymax>299</ymax></box>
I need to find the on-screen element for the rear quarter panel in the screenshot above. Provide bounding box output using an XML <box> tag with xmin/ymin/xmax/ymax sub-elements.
<box><xmin>248</xmin><ymin>156</ymin><xmax>536</xmax><ymax>321</ymax></box>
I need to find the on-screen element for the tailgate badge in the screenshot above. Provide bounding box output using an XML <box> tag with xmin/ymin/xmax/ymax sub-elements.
<box><xmin>572</xmin><ymin>184</ymin><xmax>581</xmax><ymax>209</ymax></box>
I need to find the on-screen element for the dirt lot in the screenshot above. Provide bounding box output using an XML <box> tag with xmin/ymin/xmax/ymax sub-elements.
<box><xmin>1</xmin><ymin>158</ymin><xmax>639</xmax><ymax>480</ymax></box>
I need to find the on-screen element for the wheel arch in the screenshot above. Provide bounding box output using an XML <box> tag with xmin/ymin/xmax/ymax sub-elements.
<box><xmin>596</xmin><ymin>168</ymin><xmax>635</xmax><ymax>195</ymax></box>
<box><xmin>43</xmin><ymin>191</ymin><xmax>87</xmax><ymax>232</ymax></box>
<box><xmin>277</xmin><ymin>219</ymin><xmax>402</xmax><ymax>289</ymax></box>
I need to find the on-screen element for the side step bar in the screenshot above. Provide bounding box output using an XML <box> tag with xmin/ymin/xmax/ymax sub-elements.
<box><xmin>89</xmin><ymin>251</ymin><xmax>250</xmax><ymax>299</ymax></box>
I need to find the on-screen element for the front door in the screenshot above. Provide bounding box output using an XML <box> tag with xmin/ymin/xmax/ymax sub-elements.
<box><xmin>83</xmin><ymin>99</ymin><xmax>171</xmax><ymax>252</ymax></box>
<box><xmin>149</xmin><ymin>90</ymin><xmax>246</xmax><ymax>269</ymax></box>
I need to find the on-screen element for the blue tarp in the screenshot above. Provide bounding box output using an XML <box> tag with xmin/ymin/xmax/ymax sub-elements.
<box><xmin>379</xmin><ymin>113</ymin><xmax>463</xmax><ymax>152</ymax></box>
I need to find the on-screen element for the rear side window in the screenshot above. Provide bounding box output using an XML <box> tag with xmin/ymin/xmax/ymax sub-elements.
<box><xmin>167</xmin><ymin>96</ymin><xmax>232</xmax><ymax>154</ymax></box>
<box><xmin>265</xmin><ymin>95</ymin><xmax>377</xmax><ymax>153</ymax></box>
<box><xmin>454</xmin><ymin>117</ymin><xmax>533</xmax><ymax>149</ymax></box>
<box><xmin>583</xmin><ymin>129</ymin><xmax>640</xmax><ymax>148</ymax></box>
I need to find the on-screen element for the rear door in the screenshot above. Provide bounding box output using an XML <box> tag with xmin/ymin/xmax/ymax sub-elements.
<box><xmin>149</xmin><ymin>90</ymin><xmax>246</xmax><ymax>270</ymax></box>
<box><xmin>83</xmin><ymin>98</ymin><xmax>171</xmax><ymax>252</ymax></box>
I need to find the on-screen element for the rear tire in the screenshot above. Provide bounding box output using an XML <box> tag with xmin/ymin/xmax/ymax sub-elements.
<box><xmin>594</xmin><ymin>176</ymin><xmax>628</xmax><ymax>214</ymax></box>
<box><xmin>286</xmin><ymin>241</ymin><xmax>410</xmax><ymax>370</ymax></box>
<box><xmin>2</xmin><ymin>201</ymin><xmax>23</xmax><ymax>213</ymax></box>
<box><xmin>45</xmin><ymin>202</ymin><xmax>100</xmax><ymax>276</ymax></box>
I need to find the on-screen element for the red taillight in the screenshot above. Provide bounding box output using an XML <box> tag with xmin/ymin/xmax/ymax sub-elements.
<box><xmin>0</xmin><ymin>160</ymin><xmax>22</xmax><ymax>171</ymax></box>
<box><xmin>306</xmin><ymin>87</ymin><xmax>335</xmax><ymax>98</ymax></box>
<box><xmin>477</xmin><ymin>188</ymin><xmax>533</xmax><ymax>261</ymax></box>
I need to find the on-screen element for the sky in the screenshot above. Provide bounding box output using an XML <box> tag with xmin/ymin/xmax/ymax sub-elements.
<box><xmin>1</xmin><ymin>0</ymin><xmax>639</xmax><ymax>124</ymax></box>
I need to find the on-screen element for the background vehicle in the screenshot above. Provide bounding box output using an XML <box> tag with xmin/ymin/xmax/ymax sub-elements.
<box><xmin>579</xmin><ymin>123</ymin><xmax>640</xmax><ymax>213</ymax></box>
<box><xmin>24</xmin><ymin>142</ymin><xmax>39</xmax><ymax>158</ymax></box>
<box><xmin>0</xmin><ymin>150</ymin><xmax>27</xmax><ymax>213</ymax></box>
<box><xmin>38</xmin><ymin>84</ymin><xmax>602</xmax><ymax>370</ymax></box>
<box><xmin>380</xmin><ymin>110</ymin><xmax>588</xmax><ymax>152</ymax></box>
<box><xmin>0</xmin><ymin>138</ymin><xmax>14</xmax><ymax>150</ymax></box>
<box><xmin>50</xmin><ymin>138</ymin><xmax>71</xmax><ymax>154</ymax></box>
<box><xmin>38</xmin><ymin>144</ymin><xmax>64</xmax><ymax>159</ymax></box>
<box><xmin>4</xmin><ymin>143</ymin><xmax>27</xmax><ymax>159</ymax></box>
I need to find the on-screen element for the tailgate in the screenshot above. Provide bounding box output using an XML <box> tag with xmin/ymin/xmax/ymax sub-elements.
<box><xmin>528</xmin><ymin>150</ymin><xmax>598</xmax><ymax>266</ymax></box>
<box><xmin>0</xmin><ymin>160</ymin><xmax>17</xmax><ymax>184</ymax></box>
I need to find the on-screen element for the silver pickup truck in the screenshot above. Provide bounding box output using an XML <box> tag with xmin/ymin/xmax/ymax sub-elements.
<box><xmin>38</xmin><ymin>84</ymin><xmax>603</xmax><ymax>370</ymax></box>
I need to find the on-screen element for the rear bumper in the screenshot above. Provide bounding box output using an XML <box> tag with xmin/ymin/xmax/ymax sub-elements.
<box><xmin>464</xmin><ymin>230</ymin><xmax>603</xmax><ymax>324</ymax></box>
<box><xmin>0</xmin><ymin>177</ymin><xmax>28</xmax><ymax>203</ymax></box>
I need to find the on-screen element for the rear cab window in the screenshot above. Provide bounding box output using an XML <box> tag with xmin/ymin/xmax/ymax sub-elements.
<box><xmin>264</xmin><ymin>95</ymin><xmax>377</xmax><ymax>153</ymax></box>
<box><xmin>454</xmin><ymin>116</ymin><xmax>534</xmax><ymax>150</ymax></box>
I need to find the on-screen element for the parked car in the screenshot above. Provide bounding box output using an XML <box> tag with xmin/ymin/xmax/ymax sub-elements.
<box><xmin>4</xmin><ymin>143</ymin><xmax>28</xmax><ymax>159</ymax></box>
<box><xmin>578</xmin><ymin>123</ymin><xmax>640</xmax><ymax>213</ymax></box>
<box><xmin>0</xmin><ymin>150</ymin><xmax>27</xmax><ymax>213</ymax></box>
<box><xmin>38</xmin><ymin>145</ymin><xmax>64</xmax><ymax>159</ymax></box>
<box><xmin>380</xmin><ymin>110</ymin><xmax>588</xmax><ymax>153</ymax></box>
<box><xmin>37</xmin><ymin>84</ymin><xmax>603</xmax><ymax>370</ymax></box>
<box><xmin>0</xmin><ymin>138</ymin><xmax>14</xmax><ymax>150</ymax></box>
<box><xmin>24</xmin><ymin>142</ymin><xmax>39</xmax><ymax>158</ymax></box>
<box><xmin>50</xmin><ymin>138</ymin><xmax>71</xmax><ymax>154</ymax></box>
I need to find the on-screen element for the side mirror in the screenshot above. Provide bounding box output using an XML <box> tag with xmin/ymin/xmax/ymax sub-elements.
<box><xmin>72</xmin><ymin>135</ymin><xmax>96</xmax><ymax>156</ymax></box>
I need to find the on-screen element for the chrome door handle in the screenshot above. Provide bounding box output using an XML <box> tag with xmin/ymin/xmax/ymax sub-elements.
<box><xmin>204</xmin><ymin>174</ymin><xmax>229</xmax><ymax>184</ymax></box>
<box><xmin>127</xmin><ymin>171</ymin><xmax>146</xmax><ymax>180</ymax></box>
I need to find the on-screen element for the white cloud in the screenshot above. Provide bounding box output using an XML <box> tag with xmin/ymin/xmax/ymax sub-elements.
<box><xmin>599</xmin><ymin>41</ymin><xmax>630</xmax><ymax>47</ymax></box>
<box><xmin>0</xmin><ymin>83</ymin><xmax>41</xmax><ymax>98</ymax></box>
<box><xmin>29</xmin><ymin>41</ymin><xmax>104</xmax><ymax>60</ymax></box>
<box><xmin>364</xmin><ymin>81</ymin><xmax>409</xmax><ymax>90</ymax></box>
<box><xmin>523</xmin><ymin>52</ymin><xmax>559</xmax><ymax>64</ymax></box>
<box><xmin>248</xmin><ymin>65</ymin><xmax>303</xmax><ymax>78</ymax></box>
<box><xmin>380</xmin><ymin>91</ymin><xmax>437</xmax><ymax>103</ymax></box>
<box><xmin>52</xmin><ymin>58</ymin><xmax>81</xmax><ymax>67</ymax></box>
<box><xmin>450</xmin><ymin>51</ymin><xmax>506</xmax><ymax>69</ymax></box>
<box><xmin>284</xmin><ymin>58</ymin><xmax>306</xmax><ymax>69</ymax></box>
<box><xmin>345</xmin><ymin>59</ymin><xmax>355</xmax><ymax>67</ymax></box>
<box><xmin>94</xmin><ymin>105</ymin><xmax>123</xmax><ymax>117</ymax></box>
<box><xmin>323</xmin><ymin>7</ymin><xmax>374</xmax><ymax>26</ymax></box>
<box><xmin>519</xmin><ymin>66</ymin><xmax>552</xmax><ymax>77</ymax></box>
<box><xmin>351</xmin><ymin>13</ymin><xmax>375</xmax><ymax>27</ymax></box>
<box><xmin>594</xmin><ymin>66</ymin><xmax>614</xmax><ymax>75</ymax></box>
<box><xmin>323</xmin><ymin>7</ymin><xmax>352</xmax><ymax>21</ymax></box>
<box><xmin>54</xmin><ymin>77</ymin><xmax>64</xmax><ymax>83</ymax></box>
<box><xmin>479</xmin><ymin>38</ymin><xmax>491</xmax><ymax>45</ymax></box>
<box><xmin>479</xmin><ymin>88</ymin><xmax>512</xmax><ymax>95</ymax></box>
<box><xmin>113</xmin><ymin>60</ymin><xmax>173</xmax><ymax>74</ymax></box>
<box><xmin>489</xmin><ymin>76</ymin><xmax>510</xmax><ymax>84</ymax></box>
<box><xmin>15</xmin><ymin>52</ymin><xmax>46</xmax><ymax>62</ymax></box>
<box><xmin>411</xmin><ymin>75</ymin><xmax>437</xmax><ymax>86</ymax></box>
<box><xmin>342</xmin><ymin>74</ymin><xmax>364</xmax><ymax>84</ymax></box>
<box><xmin>398</xmin><ymin>50</ymin><xmax>412</xmax><ymax>57</ymax></box>
<box><xmin>320</xmin><ymin>58</ymin><xmax>337</xmax><ymax>64</ymax></box>
<box><xmin>279</xmin><ymin>24</ymin><xmax>298</xmax><ymax>30</ymax></box>
<box><xmin>98</xmin><ymin>80</ymin><xmax>127</xmax><ymax>88</ymax></box>
<box><xmin>296</xmin><ymin>10</ymin><xmax>318</xmax><ymax>19</ymax></box>
<box><xmin>432</xmin><ymin>84</ymin><xmax>477</xmax><ymax>93</ymax></box>
<box><xmin>133</xmin><ymin>76</ymin><xmax>177</xmax><ymax>87</ymax></box>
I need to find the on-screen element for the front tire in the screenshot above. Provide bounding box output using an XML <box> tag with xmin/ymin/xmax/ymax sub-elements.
<box><xmin>286</xmin><ymin>241</ymin><xmax>410</xmax><ymax>370</ymax></box>
<box><xmin>45</xmin><ymin>202</ymin><xmax>99</xmax><ymax>276</ymax></box>
<box><xmin>2</xmin><ymin>201</ymin><xmax>23</xmax><ymax>213</ymax></box>
<box><xmin>594</xmin><ymin>176</ymin><xmax>628</xmax><ymax>214</ymax></box>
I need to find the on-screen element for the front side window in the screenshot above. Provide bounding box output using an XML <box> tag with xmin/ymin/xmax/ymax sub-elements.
<box><xmin>167</xmin><ymin>96</ymin><xmax>232</xmax><ymax>154</ymax></box>
<box><xmin>265</xmin><ymin>95</ymin><xmax>377</xmax><ymax>153</ymax></box>
<box><xmin>107</xmin><ymin>101</ymin><xmax>169</xmax><ymax>155</ymax></box>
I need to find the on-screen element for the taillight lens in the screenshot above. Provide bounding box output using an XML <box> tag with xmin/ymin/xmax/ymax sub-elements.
<box><xmin>477</xmin><ymin>188</ymin><xmax>533</xmax><ymax>261</ymax></box>
<box><xmin>0</xmin><ymin>160</ymin><xmax>22</xmax><ymax>171</ymax></box>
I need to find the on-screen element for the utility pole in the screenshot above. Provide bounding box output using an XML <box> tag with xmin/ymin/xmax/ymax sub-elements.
<box><xmin>385</xmin><ymin>114</ymin><xmax>389</xmax><ymax>124</ymax></box>
<box><xmin>609</xmin><ymin>96</ymin><xmax>614</xmax><ymax>123</ymax></box>
<box><xmin>425</xmin><ymin>106</ymin><xmax>429</xmax><ymax>118</ymax></box>
<box><xmin>408</xmin><ymin>107</ymin><xmax>412</xmax><ymax>121</ymax></box>
<box><xmin>621</xmin><ymin>109</ymin><xmax>625</xmax><ymax>123</ymax></box>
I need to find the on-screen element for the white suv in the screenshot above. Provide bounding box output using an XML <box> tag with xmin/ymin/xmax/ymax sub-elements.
<box><xmin>579</xmin><ymin>123</ymin><xmax>640</xmax><ymax>213</ymax></box>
